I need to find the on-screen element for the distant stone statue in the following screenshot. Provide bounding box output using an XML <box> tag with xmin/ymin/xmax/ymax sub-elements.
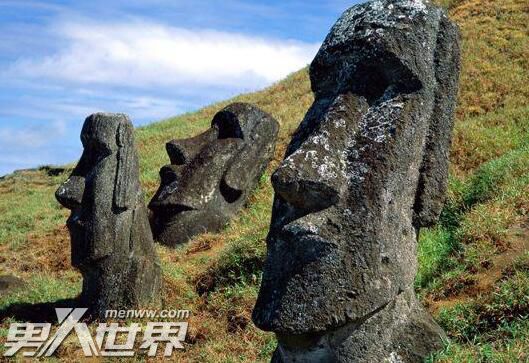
<box><xmin>149</xmin><ymin>103</ymin><xmax>279</xmax><ymax>246</ymax></box>
<box><xmin>56</xmin><ymin>113</ymin><xmax>161</xmax><ymax>318</ymax></box>
<box><xmin>253</xmin><ymin>0</ymin><xmax>460</xmax><ymax>362</ymax></box>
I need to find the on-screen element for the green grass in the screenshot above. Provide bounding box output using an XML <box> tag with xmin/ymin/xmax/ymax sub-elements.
<box><xmin>417</xmin><ymin>227</ymin><xmax>460</xmax><ymax>289</ymax></box>
<box><xmin>0</xmin><ymin>273</ymin><xmax>81</xmax><ymax>310</ymax></box>
<box><xmin>427</xmin><ymin>319</ymin><xmax>529</xmax><ymax>362</ymax></box>
<box><xmin>195</xmin><ymin>175</ymin><xmax>271</xmax><ymax>295</ymax></box>
<box><xmin>0</xmin><ymin>171</ymin><xmax>68</xmax><ymax>249</ymax></box>
<box><xmin>429</xmin><ymin>257</ymin><xmax>529</xmax><ymax>362</ymax></box>
<box><xmin>416</xmin><ymin>144</ymin><xmax>529</xmax><ymax>289</ymax></box>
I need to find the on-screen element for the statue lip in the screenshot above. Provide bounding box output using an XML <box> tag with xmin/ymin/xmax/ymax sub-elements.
<box><xmin>280</xmin><ymin>223</ymin><xmax>319</xmax><ymax>237</ymax></box>
<box><xmin>273</xmin><ymin>222</ymin><xmax>326</xmax><ymax>245</ymax></box>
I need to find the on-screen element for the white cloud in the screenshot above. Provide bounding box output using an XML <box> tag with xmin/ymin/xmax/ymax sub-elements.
<box><xmin>0</xmin><ymin>18</ymin><xmax>321</xmax><ymax>176</ymax></box>
<box><xmin>9</xmin><ymin>20</ymin><xmax>319</xmax><ymax>89</ymax></box>
<box><xmin>0</xmin><ymin>120</ymin><xmax>68</xmax><ymax>149</ymax></box>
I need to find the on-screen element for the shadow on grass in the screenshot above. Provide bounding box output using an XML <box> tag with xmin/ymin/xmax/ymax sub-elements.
<box><xmin>0</xmin><ymin>298</ymin><xmax>81</xmax><ymax>323</ymax></box>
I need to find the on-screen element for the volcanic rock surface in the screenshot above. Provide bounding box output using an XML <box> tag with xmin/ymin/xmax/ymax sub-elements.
<box><xmin>253</xmin><ymin>0</ymin><xmax>460</xmax><ymax>361</ymax></box>
<box><xmin>149</xmin><ymin>103</ymin><xmax>279</xmax><ymax>246</ymax></box>
<box><xmin>56</xmin><ymin>113</ymin><xmax>161</xmax><ymax>318</ymax></box>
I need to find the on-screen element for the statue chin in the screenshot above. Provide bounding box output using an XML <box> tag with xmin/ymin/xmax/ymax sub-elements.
<box><xmin>152</xmin><ymin>209</ymin><xmax>212</xmax><ymax>246</ymax></box>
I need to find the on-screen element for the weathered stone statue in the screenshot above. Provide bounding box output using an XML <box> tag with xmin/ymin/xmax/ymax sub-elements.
<box><xmin>253</xmin><ymin>0</ymin><xmax>460</xmax><ymax>362</ymax></box>
<box><xmin>56</xmin><ymin>113</ymin><xmax>161</xmax><ymax>318</ymax></box>
<box><xmin>149</xmin><ymin>103</ymin><xmax>279</xmax><ymax>246</ymax></box>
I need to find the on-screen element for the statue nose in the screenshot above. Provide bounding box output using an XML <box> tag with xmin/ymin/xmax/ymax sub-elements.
<box><xmin>272</xmin><ymin>152</ymin><xmax>341</xmax><ymax>213</ymax></box>
<box><xmin>55</xmin><ymin>175</ymin><xmax>85</xmax><ymax>210</ymax></box>
<box><xmin>270</xmin><ymin>93</ymin><xmax>367</xmax><ymax>214</ymax></box>
<box><xmin>166</xmin><ymin>142</ymin><xmax>188</xmax><ymax>165</ymax></box>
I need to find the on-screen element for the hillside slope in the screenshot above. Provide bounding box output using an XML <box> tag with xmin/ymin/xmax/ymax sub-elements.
<box><xmin>1</xmin><ymin>0</ymin><xmax>528</xmax><ymax>361</ymax></box>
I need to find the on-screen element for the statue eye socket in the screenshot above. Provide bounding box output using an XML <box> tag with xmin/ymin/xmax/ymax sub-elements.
<box><xmin>348</xmin><ymin>59</ymin><xmax>422</xmax><ymax>105</ymax></box>
<box><xmin>86</xmin><ymin>140</ymin><xmax>112</xmax><ymax>161</ymax></box>
<box><xmin>219</xmin><ymin>178</ymin><xmax>242</xmax><ymax>203</ymax></box>
<box><xmin>212</xmin><ymin>111</ymin><xmax>243</xmax><ymax>139</ymax></box>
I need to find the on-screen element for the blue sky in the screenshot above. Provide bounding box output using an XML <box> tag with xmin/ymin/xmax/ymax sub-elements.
<box><xmin>0</xmin><ymin>0</ymin><xmax>362</xmax><ymax>176</ymax></box>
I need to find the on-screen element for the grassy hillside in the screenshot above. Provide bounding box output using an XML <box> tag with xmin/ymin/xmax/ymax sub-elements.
<box><xmin>1</xmin><ymin>0</ymin><xmax>528</xmax><ymax>361</ymax></box>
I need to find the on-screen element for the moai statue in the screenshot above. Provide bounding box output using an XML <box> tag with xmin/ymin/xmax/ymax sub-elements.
<box><xmin>149</xmin><ymin>103</ymin><xmax>279</xmax><ymax>246</ymax></box>
<box><xmin>56</xmin><ymin>113</ymin><xmax>161</xmax><ymax>318</ymax></box>
<box><xmin>253</xmin><ymin>0</ymin><xmax>460</xmax><ymax>362</ymax></box>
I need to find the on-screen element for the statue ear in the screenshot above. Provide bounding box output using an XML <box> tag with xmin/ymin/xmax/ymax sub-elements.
<box><xmin>114</xmin><ymin>119</ymin><xmax>139</xmax><ymax>210</ymax></box>
<box><xmin>222</xmin><ymin>121</ymin><xmax>278</xmax><ymax>203</ymax></box>
<box><xmin>413</xmin><ymin>16</ymin><xmax>460</xmax><ymax>227</ymax></box>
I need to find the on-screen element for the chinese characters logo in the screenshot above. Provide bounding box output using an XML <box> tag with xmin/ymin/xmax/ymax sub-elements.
<box><xmin>4</xmin><ymin>308</ymin><xmax>189</xmax><ymax>357</ymax></box>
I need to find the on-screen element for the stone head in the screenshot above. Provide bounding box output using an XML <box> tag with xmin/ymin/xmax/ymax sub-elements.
<box><xmin>56</xmin><ymin>113</ymin><xmax>140</xmax><ymax>267</ymax></box>
<box><xmin>253</xmin><ymin>0</ymin><xmax>460</xmax><ymax>336</ymax></box>
<box><xmin>149</xmin><ymin>103</ymin><xmax>279</xmax><ymax>246</ymax></box>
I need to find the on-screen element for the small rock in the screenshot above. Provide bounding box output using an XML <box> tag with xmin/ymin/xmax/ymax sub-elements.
<box><xmin>0</xmin><ymin>275</ymin><xmax>25</xmax><ymax>294</ymax></box>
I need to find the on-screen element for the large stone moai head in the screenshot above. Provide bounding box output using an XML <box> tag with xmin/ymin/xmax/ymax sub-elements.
<box><xmin>149</xmin><ymin>103</ymin><xmax>279</xmax><ymax>246</ymax></box>
<box><xmin>56</xmin><ymin>113</ymin><xmax>161</xmax><ymax>318</ymax></box>
<box><xmin>253</xmin><ymin>0</ymin><xmax>460</xmax><ymax>362</ymax></box>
